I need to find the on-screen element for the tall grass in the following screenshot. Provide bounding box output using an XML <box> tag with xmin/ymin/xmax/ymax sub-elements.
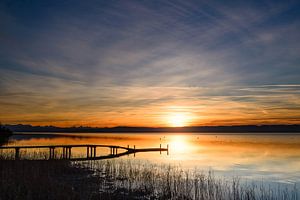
<box><xmin>0</xmin><ymin>153</ymin><xmax>298</xmax><ymax>200</ymax></box>
<box><xmin>77</xmin><ymin>159</ymin><xmax>299</xmax><ymax>200</ymax></box>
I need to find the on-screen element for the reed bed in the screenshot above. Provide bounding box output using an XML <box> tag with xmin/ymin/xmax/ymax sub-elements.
<box><xmin>0</xmin><ymin>153</ymin><xmax>298</xmax><ymax>200</ymax></box>
<box><xmin>0</xmin><ymin>160</ymin><xmax>79</xmax><ymax>200</ymax></box>
<box><xmin>78</xmin><ymin>159</ymin><xmax>299</xmax><ymax>200</ymax></box>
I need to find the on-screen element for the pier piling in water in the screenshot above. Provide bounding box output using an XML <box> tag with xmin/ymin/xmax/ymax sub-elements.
<box><xmin>15</xmin><ymin>147</ymin><xmax>20</xmax><ymax>160</ymax></box>
<box><xmin>160</xmin><ymin>144</ymin><xmax>161</xmax><ymax>154</ymax></box>
<box><xmin>87</xmin><ymin>146</ymin><xmax>96</xmax><ymax>158</ymax></box>
<box><xmin>62</xmin><ymin>147</ymin><xmax>72</xmax><ymax>159</ymax></box>
<box><xmin>49</xmin><ymin>147</ymin><xmax>55</xmax><ymax>159</ymax></box>
<box><xmin>167</xmin><ymin>144</ymin><xmax>169</xmax><ymax>155</ymax></box>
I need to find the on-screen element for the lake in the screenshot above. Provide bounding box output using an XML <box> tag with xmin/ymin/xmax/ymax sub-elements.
<box><xmin>3</xmin><ymin>132</ymin><xmax>300</xmax><ymax>187</ymax></box>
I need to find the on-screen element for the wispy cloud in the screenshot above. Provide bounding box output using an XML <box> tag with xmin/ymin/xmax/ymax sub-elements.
<box><xmin>0</xmin><ymin>0</ymin><xmax>299</xmax><ymax>126</ymax></box>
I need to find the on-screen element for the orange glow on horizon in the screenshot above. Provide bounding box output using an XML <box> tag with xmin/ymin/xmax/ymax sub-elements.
<box><xmin>2</xmin><ymin>102</ymin><xmax>300</xmax><ymax>127</ymax></box>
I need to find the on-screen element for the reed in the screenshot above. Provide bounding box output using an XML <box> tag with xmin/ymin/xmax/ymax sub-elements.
<box><xmin>77</xmin><ymin>159</ymin><xmax>298</xmax><ymax>200</ymax></box>
<box><xmin>0</xmin><ymin>154</ymin><xmax>298</xmax><ymax>200</ymax></box>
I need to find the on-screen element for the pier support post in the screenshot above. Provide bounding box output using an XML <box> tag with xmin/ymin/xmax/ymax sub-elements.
<box><xmin>87</xmin><ymin>146</ymin><xmax>90</xmax><ymax>158</ymax></box>
<box><xmin>167</xmin><ymin>144</ymin><xmax>169</xmax><ymax>155</ymax></box>
<box><xmin>49</xmin><ymin>147</ymin><xmax>55</xmax><ymax>159</ymax></box>
<box><xmin>49</xmin><ymin>147</ymin><xmax>52</xmax><ymax>159</ymax></box>
<box><xmin>53</xmin><ymin>147</ymin><xmax>55</xmax><ymax>159</ymax></box>
<box><xmin>68</xmin><ymin>147</ymin><xmax>72</xmax><ymax>159</ymax></box>
<box><xmin>62</xmin><ymin>147</ymin><xmax>66</xmax><ymax>159</ymax></box>
<box><xmin>15</xmin><ymin>147</ymin><xmax>20</xmax><ymax>160</ymax></box>
<box><xmin>49</xmin><ymin>147</ymin><xmax>53</xmax><ymax>159</ymax></box>
<box><xmin>62</xmin><ymin>147</ymin><xmax>72</xmax><ymax>159</ymax></box>
<box><xmin>134</xmin><ymin>145</ymin><xmax>136</xmax><ymax>157</ymax></box>
<box><xmin>87</xmin><ymin>146</ymin><xmax>95</xmax><ymax>158</ymax></box>
<box><xmin>160</xmin><ymin>144</ymin><xmax>161</xmax><ymax>154</ymax></box>
<box><xmin>62</xmin><ymin>147</ymin><xmax>65</xmax><ymax>159</ymax></box>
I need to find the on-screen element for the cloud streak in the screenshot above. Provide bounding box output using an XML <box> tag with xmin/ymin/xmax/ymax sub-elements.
<box><xmin>0</xmin><ymin>0</ymin><xmax>300</xmax><ymax>126</ymax></box>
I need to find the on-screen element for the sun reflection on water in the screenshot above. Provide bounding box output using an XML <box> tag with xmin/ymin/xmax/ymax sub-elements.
<box><xmin>169</xmin><ymin>135</ymin><xmax>190</xmax><ymax>154</ymax></box>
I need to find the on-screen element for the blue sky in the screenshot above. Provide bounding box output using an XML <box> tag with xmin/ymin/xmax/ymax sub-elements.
<box><xmin>0</xmin><ymin>0</ymin><xmax>300</xmax><ymax>126</ymax></box>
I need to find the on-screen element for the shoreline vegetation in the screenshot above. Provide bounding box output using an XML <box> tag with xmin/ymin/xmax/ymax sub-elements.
<box><xmin>0</xmin><ymin>125</ymin><xmax>13</xmax><ymax>136</ymax></box>
<box><xmin>4</xmin><ymin>124</ymin><xmax>300</xmax><ymax>133</ymax></box>
<box><xmin>0</xmin><ymin>156</ymin><xmax>298</xmax><ymax>200</ymax></box>
<box><xmin>0</xmin><ymin>125</ymin><xmax>12</xmax><ymax>146</ymax></box>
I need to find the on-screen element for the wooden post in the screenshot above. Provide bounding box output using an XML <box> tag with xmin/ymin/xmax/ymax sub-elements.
<box><xmin>160</xmin><ymin>144</ymin><xmax>161</xmax><ymax>154</ymax></box>
<box><xmin>93</xmin><ymin>147</ymin><xmax>96</xmax><ymax>157</ymax></box>
<box><xmin>87</xmin><ymin>146</ymin><xmax>90</xmax><ymax>158</ymax></box>
<box><xmin>49</xmin><ymin>147</ymin><xmax>55</xmax><ymax>159</ymax></box>
<box><xmin>68</xmin><ymin>147</ymin><xmax>72</xmax><ymax>159</ymax></box>
<box><xmin>52</xmin><ymin>147</ymin><xmax>55</xmax><ymax>159</ymax></box>
<box><xmin>15</xmin><ymin>147</ymin><xmax>20</xmax><ymax>160</ymax></box>
<box><xmin>49</xmin><ymin>147</ymin><xmax>52</xmax><ymax>159</ymax></box>
<box><xmin>167</xmin><ymin>144</ymin><xmax>169</xmax><ymax>156</ymax></box>
<box><xmin>64</xmin><ymin>147</ymin><xmax>67</xmax><ymax>159</ymax></box>
<box><xmin>90</xmin><ymin>147</ymin><xmax>93</xmax><ymax>157</ymax></box>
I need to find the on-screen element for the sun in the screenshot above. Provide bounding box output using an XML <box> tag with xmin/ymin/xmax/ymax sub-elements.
<box><xmin>168</xmin><ymin>113</ymin><xmax>189</xmax><ymax>127</ymax></box>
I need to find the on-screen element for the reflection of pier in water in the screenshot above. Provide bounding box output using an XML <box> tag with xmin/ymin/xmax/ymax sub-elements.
<box><xmin>0</xmin><ymin>144</ymin><xmax>169</xmax><ymax>161</ymax></box>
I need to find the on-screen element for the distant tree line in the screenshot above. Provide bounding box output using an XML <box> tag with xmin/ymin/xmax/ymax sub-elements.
<box><xmin>0</xmin><ymin>124</ymin><xmax>13</xmax><ymax>136</ymax></box>
<box><xmin>4</xmin><ymin>124</ymin><xmax>300</xmax><ymax>133</ymax></box>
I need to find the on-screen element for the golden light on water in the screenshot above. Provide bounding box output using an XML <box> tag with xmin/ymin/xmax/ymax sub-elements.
<box><xmin>169</xmin><ymin>135</ymin><xmax>189</xmax><ymax>154</ymax></box>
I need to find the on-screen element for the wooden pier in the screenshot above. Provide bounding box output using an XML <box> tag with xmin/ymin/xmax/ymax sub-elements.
<box><xmin>0</xmin><ymin>144</ymin><xmax>169</xmax><ymax>161</ymax></box>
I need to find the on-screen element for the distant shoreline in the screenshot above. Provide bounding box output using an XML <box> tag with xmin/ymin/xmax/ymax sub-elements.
<box><xmin>5</xmin><ymin>124</ymin><xmax>300</xmax><ymax>133</ymax></box>
<box><xmin>11</xmin><ymin>132</ymin><xmax>300</xmax><ymax>137</ymax></box>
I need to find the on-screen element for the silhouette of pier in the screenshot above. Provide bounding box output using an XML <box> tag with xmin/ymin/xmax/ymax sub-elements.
<box><xmin>0</xmin><ymin>144</ymin><xmax>169</xmax><ymax>161</ymax></box>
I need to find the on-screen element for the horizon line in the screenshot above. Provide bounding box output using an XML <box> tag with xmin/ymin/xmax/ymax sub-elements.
<box><xmin>5</xmin><ymin>123</ymin><xmax>300</xmax><ymax>129</ymax></box>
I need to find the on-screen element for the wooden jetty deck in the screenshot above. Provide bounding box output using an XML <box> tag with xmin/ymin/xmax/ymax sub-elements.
<box><xmin>0</xmin><ymin>144</ymin><xmax>169</xmax><ymax>161</ymax></box>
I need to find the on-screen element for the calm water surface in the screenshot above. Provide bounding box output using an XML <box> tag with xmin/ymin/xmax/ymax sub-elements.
<box><xmin>4</xmin><ymin>132</ymin><xmax>300</xmax><ymax>185</ymax></box>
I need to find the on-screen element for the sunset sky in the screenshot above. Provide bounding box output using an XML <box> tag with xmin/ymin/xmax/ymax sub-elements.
<box><xmin>0</xmin><ymin>0</ymin><xmax>300</xmax><ymax>127</ymax></box>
